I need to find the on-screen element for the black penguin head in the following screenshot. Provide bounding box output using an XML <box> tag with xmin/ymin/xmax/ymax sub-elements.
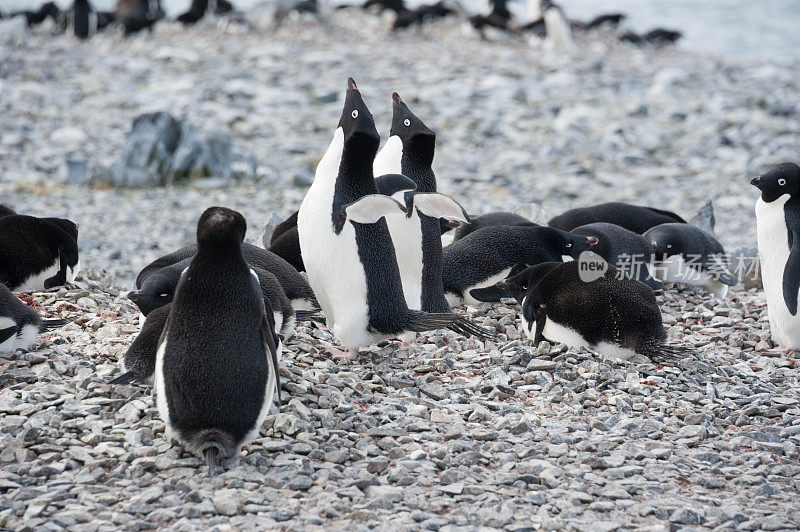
<box><xmin>130</xmin><ymin>264</ymin><xmax>183</xmax><ymax>316</ymax></box>
<box><xmin>543</xmin><ymin>227</ymin><xmax>598</xmax><ymax>259</ymax></box>
<box><xmin>647</xmin><ymin>225</ymin><xmax>684</xmax><ymax>260</ymax></box>
<box><xmin>750</xmin><ymin>162</ymin><xmax>800</xmax><ymax>203</ymax></box>
<box><xmin>390</xmin><ymin>92</ymin><xmax>436</xmax><ymax>160</ymax></box>
<box><xmin>197</xmin><ymin>206</ymin><xmax>247</xmax><ymax>251</ymax></box>
<box><xmin>44</xmin><ymin>218</ymin><xmax>79</xmax><ymax>241</ymax></box>
<box><xmin>337</xmin><ymin>78</ymin><xmax>380</xmax><ymax>147</ymax></box>
<box><xmin>41</xmin><ymin>2</ymin><xmax>60</xmax><ymax>18</ymax></box>
<box><xmin>497</xmin><ymin>262</ymin><xmax>561</xmax><ymax>304</ymax></box>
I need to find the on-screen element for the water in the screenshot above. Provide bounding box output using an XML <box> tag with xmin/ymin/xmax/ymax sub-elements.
<box><xmin>3</xmin><ymin>0</ymin><xmax>800</xmax><ymax>62</ymax></box>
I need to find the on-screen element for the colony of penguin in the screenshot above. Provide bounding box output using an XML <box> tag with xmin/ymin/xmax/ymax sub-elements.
<box><xmin>4</xmin><ymin>77</ymin><xmax>797</xmax><ymax>473</ymax></box>
<box><xmin>1</xmin><ymin>0</ymin><xmax>680</xmax><ymax>48</ymax></box>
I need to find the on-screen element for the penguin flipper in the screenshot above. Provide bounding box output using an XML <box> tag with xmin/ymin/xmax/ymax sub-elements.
<box><xmin>783</xmin><ymin>231</ymin><xmax>800</xmax><ymax>315</ymax></box>
<box><xmin>468</xmin><ymin>285</ymin><xmax>509</xmax><ymax>303</ymax></box>
<box><xmin>411</xmin><ymin>193</ymin><xmax>469</xmax><ymax>224</ymax></box>
<box><xmin>107</xmin><ymin>371</ymin><xmax>138</xmax><ymax>385</ymax></box>
<box><xmin>375</xmin><ymin>173</ymin><xmax>416</xmax><ymax>197</ymax></box>
<box><xmin>0</xmin><ymin>326</ymin><xmax>18</xmax><ymax>345</ymax></box>
<box><xmin>335</xmin><ymin>195</ymin><xmax>407</xmax><ymax>233</ymax></box>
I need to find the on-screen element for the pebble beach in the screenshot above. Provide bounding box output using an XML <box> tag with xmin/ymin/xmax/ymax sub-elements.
<box><xmin>1</xmin><ymin>10</ymin><xmax>800</xmax><ymax>531</ymax></box>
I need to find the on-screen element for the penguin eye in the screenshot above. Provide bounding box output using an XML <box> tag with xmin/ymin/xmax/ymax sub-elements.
<box><xmin>666</xmin><ymin>244</ymin><xmax>672</xmax><ymax>249</ymax></box>
<box><xmin>565</xmin><ymin>243</ymin><xmax>572</xmax><ymax>248</ymax></box>
<box><xmin>404</xmin><ymin>119</ymin><xmax>411</xmax><ymax>127</ymax></box>
<box><xmin>160</xmin><ymin>293</ymin><xmax>169</xmax><ymax>297</ymax></box>
<box><xmin>351</xmin><ymin>110</ymin><xmax>359</xmax><ymax>119</ymax></box>
<box><xmin>779</xmin><ymin>178</ymin><xmax>787</xmax><ymax>186</ymax></box>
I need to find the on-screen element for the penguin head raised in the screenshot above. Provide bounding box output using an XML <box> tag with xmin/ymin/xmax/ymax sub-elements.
<box><xmin>197</xmin><ymin>206</ymin><xmax>247</xmax><ymax>251</ymax></box>
<box><xmin>751</xmin><ymin>162</ymin><xmax>800</xmax><ymax>203</ymax></box>
<box><xmin>542</xmin><ymin>227</ymin><xmax>598</xmax><ymax>260</ymax></box>
<box><xmin>337</xmin><ymin>78</ymin><xmax>380</xmax><ymax>147</ymax></box>
<box><xmin>390</xmin><ymin>92</ymin><xmax>435</xmax><ymax>155</ymax></box>
<box><xmin>647</xmin><ymin>224</ymin><xmax>685</xmax><ymax>260</ymax></box>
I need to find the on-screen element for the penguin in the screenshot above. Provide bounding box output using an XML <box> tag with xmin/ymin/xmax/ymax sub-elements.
<box><xmin>584</xmin><ymin>13</ymin><xmax>625</xmax><ymax>30</ymax></box>
<box><xmin>453</xmin><ymin>211</ymin><xmax>537</xmax><ymax>242</ymax></box>
<box><xmin>65</xmin><ymin>0</ymin><xmax>98</xmax><ymax>39</ymax></box>
<box><xmin>269</xmin><ymin>227</ymin><xmax>304</xmax><ymax>272</ymax></box>
<box><xmin>116</xmin><ymin>0</ymin><xmax>163</xmax><ymax>35</ymax></box>
<box><xmin>372</xmin><ymin>93</ymin><xmax>482</xmax><ymax>328</ymax></box>
<box><xmin>0</xmin><ymin>205</ymin><xmax>16</xmax><ymax>218</ymax></box>
<box><xmin>297</xmin><ymin>78</ymin><xmax>491</xmax><ymax>358</ymax></box>
<box><xmin>392</xmin><ymin>1</ymin><xmax>455</xmax><ymax>31</ymax></box>
<box><xmin>621</xmin><ymin>28</ymin><xmax>682</xmax><ymax>47</ymax></box>
<box><xmin>177</xmin><ymin>0</ymin><xmax>208</xmax><ymax>24</ymax></box>
<box><xmin>154</xmin><ymin>207</ymin><xmax>281</xmax><ymax>474</ymax></box>
<box><xmin>108</xmin><ymin>303</ymin><xmax>171</xmax><ymax>385</ymax></box>
<box><xmin>130</xmin><ymin>259</ymin><xmax>297</xmax><ymax>338</ymax></box>
<box><xmin>135</xmin><ymin>241</ymin><xmax>318</xmax><ymax>312</ymax></box>
<box><xmin>541</xmin><ymin>0</ymin><xmax>574</xmax><ymax>51</ymax></box>
<box><xmin>548</xmin><ymin>202</ymin><xmax>686</xmax><ymax>234</ymax></box>
<box><xmin>442</xmin><ymin>225</ymin><xmax>598</xmax><ymax>305</ymax></box>
<box><xmin>569</xmin><ymin>222</ymin><xmax>663</xmax><ymax>290</ymax></box>
<box><xmin>644</xmin><ymin>223</ymin><xmax>737</xmax><ymax>298</ymax></box>
<box><xmin>496</xmin><ymin>261</ymin><xmax>687</xmax><ymax>362</ymax></box>
<box><xmin>0</xmin><ymin>215</ymin><xmax>80</xmax><ymax>292</ymax></box>
<box><xmin>10</xmin><ymin>2</ymin><xmax>60</xmax><ymax>27</ymax></box>
<box><xmin>469</xmin><ymin>0</ymin><xmax>515</xmax><ymax>36</ymax></box>
<box><xmin>0</xmin><ymin>283</ymin><xmax>67</xmax><ymax>353</ymax></box>
<box><xmin>751</xmin><ymin>162</ymin><xmax>800</xmax><ymax>349</ymax></box>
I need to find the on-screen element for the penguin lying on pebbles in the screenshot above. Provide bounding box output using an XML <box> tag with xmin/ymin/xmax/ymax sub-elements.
<box><xmin>372</xmin><ymin>94</ymin><xmax>483</xmax><ymax>323</ymax></box>
<box><xmin>548</xmin><ymin>201</ymin><xmax>686</xmax><ymax>234</ymax></box>
<box><xmin>130</xmin><ymin>258</ymin><xmax>298</xmax><ymax>337</ymax></box>
<box><xmin>453</xmin><ymin>211</ymin><xmax>536</xmax><ymax>242</ymax></box>
<box><xmin>155</xmin><ymin>207</ymin><xmax>281</xmax><ymax>474</ymax></box>
<box><xmin>644</xmin><ymin>223</ymin><xmax>737</xmax><ymax>298</ymax></box>
<box><xmin>298</xmin><ymin>78</ymin><xmax>492</xmax><ymax>359</ymax></box>
<box><xmin>498</xmin><ymin>261</ymin><xmax>688</xmax><ymax>362</ymax></box>
<box><xmin>442</xmin><ymin>225</ymin><xmax>598</xmax><ymax>305</ymax></box>
<box><xmin>0</xmin><ymin>283</ymin><xmax>67</xmax><ymax>353</ymax></box>
<box><xmin>751</xmin><ymin>162</ymin><xmax>800</xmax><ymax>349</ymax></box>
<box><xmin>135</xmin><ymin>241</ymin><xmax>318</xmax><ymax>312</ymax></box>
<box><xmin>108</xmin><ymin>303</ymin><xmax>171</xmax><ymax>385</ymax></box>
<box><xmin>569</xmin><ymin>222</ymin><xmax>662</xmax><ymax>289</ymax></box>
<box><xmin>0</xmin><ymin>215</ymin><xmax>80</xmax><ymax>292</ymax></box>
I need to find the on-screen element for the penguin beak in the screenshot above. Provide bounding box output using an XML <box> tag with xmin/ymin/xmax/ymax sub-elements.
<box><xmin>347</xmin><ymin>77</ymin><xmax>358</xmax><ymax>91</ymax></box>
<box><xmin>586</xmin><ymin>236</ymin><xmax>599</xmax><ymax>246</ymax></box>
<box><xmin>127</xmin><ymin>291</ymin><xmax>140</xmax><ymax>303</ymax></box>
<box><xmin>750</xmin><ymin>176</ymin><xmax>764</xmax><ymax>189</ymax></box>
<box><xmin>442</xmin><ymin>219</ymin><xmax>461</xmax><ymax>230</ymax></box>
<box><xmin>392</xmin><ymin>92</ymin><xmax>403</xmax><ymax>105</ymax></box>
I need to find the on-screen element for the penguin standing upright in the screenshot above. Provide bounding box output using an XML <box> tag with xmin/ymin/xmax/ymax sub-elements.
<box><xmin>541</xmin><ymin>0</ymin><xmax>573</xmax><ymax>51</ymax></box>
<box><xmin>297</xmin><ymin>78</ymin><xmax>489</xmax><ymax>358</ymax></box>
<box><xmin>751</xmin><ymin>162</ymin><xmax>800</xmax><ymax>349</ymax></box>
<box><xmin>154</xmin><ymin>207</ymin><xmax>281</xmax><ymax>473</ymax></box>
<box><xmin>372</xmin><ymin>93</ymin><xmax>480</xmax><ymax>326</ymax></box>
<box><xmin>66</xmin><ymin>0</ymin><xmax>97</xmax><ymax>39</ymax></box>
<box><xmin>0</xmin><ymin>283</ymin><xmax>67</xmax><ymax>353</ymax></box>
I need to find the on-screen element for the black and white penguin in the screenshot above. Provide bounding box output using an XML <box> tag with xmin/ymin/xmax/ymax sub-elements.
<box><xmin>442</xmin><ymin>225</ymin><xmax>598</xmax><ymax>305</ymax></box>
<box><xmin>11</xmin><ymin>1</ymin><xmax>60</xmax><ymax>27</ymax></box>
<box><xmin>499</xmin><ymin>261</ymin><xmax>687</xmax><ymax>362</ymax></box>
<box><xmin>0</xmin><ymin>283</ymin><xmax>67</xmax><ymax>353</ymax></box>
<box><xmin>644</xmin><ymin>223</ymin><xmax>737</xmax><ymax>298</ymax></box>
<box><xmin>541</xmin><ymin>0</ymin><xmax>573</xmax><ymax>51</ymax></box>
<box><xmin>135</xmin><ymin>241</ymin><xmax>318</xmax><ymax>312</ymax></box>
<box><xmin>297</xmin><ymin>78</ymin><xmax>491</xmax><ymax>358</ymax></box>
<box><xmin>751</xmin><ymin>162</ymin><xmax>800</xmax><ymax>349</ymax></box>
<box><xmin>569</xmin><ymin>222</ymin><xmax>663</xmax><ymax>290</ymax></box>
<box><xmin>469</xmin><ymin>0</ymin><xmax>514</xmax><ymax>36</ymax></box>
<box><xmin>154</xmin><ymin>207</ymin><xmax>281</xmax><ymax>473</ymax></box>
<box><xmin>130</xmin><ymin>258</ymin><xmax>297</xmax><ymax>337</ymax></box>
<box><xmin>0</xmin><ymin>215</ymin><xmax>80</xmax><ymax>292</ymax></box>
<box><xmin>549</xmin><ymin>201</ymin><xmax>686</xmax><ymax>234</ymax></box>
<box><xmin>269</xmin><ymin>226</ymin><xmax>304</xmax><ymax>272</ymax></box>
<box><xmin>452</xmin><ymin>211</ymin><xmax>536</xmax><ymax>242</ymax></box>
<box><xmin>116</xmin><ymin>0</ymin><xmax>163</xmax><ymax>35</ymax></box>
<box><xmin>372</xmin><ymin>93</ymin><xmax>477</xmax><ymax>321</ymax></box>
<box><xmin>108</xmin><ymin>303</ymin><xmax>172</xmax><ymax>385</ymax></box>
<box><xmin>177</xmin><ymin>0</ymin><xmax>207</xmax><ymax>24</ymax></box>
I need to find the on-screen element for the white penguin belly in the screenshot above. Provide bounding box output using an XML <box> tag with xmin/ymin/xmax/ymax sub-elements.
<box><xmin>462</xmin><ymin>267</ymin><xmax>513</xmax><ymax>306</ymax></box>
<box><xmin>153</xmin><ymin>335</ymin><xmax>174</xmax><ymax>442</ymax></box>
<box><xmin>541</xmin><ymin>318</ymin><xmax>590</xmax><ymax>350</ymax></box>
<box><xmin>385</xmin><ymin>209</ymin><xmax>423</xmax><ymax>310</ymax></box>
<box><xmin>655</xmin><ymin>255</ymin><xmax>728</xmax><ymax>298</ymax></box>
<box><xmin>243</xmin><ymin>362</ymin><xmax>277</xmax><ymax>447</ymax></box>
<box><xmin>16</xmin><ymin>260</ymin><xmax>60</xmax><ymax>292</ymax></box>
<box><xmin>544</xmin><ymin>8</ymin><xmax>574</xmax><ymax>51</ymax></box>
<box><xmin>756</xmin><ymin>196</ymin><xmax>800</xmax><ymax>348</ymax></box>
<box><xmin>0</xmin><ymin>316</ymin><xmax>18</xmax><ymax>352</ymax></box>
<box><xmin>297</xmin><ymin>128</ymin><xmax>379</xmax><ymax>349</ymax></box>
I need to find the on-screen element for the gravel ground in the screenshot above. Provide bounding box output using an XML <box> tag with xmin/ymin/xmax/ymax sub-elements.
<box><xmin>1</xmin><ymin>11</ymin><xmax>800</xmax><ymax>532</ymax></box>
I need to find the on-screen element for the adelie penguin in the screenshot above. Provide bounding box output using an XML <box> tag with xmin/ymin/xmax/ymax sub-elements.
<box><xmin>452</xmin><ymin>211</ymin><xmax>536</xmax><ymax>242</ymax></box>
<box><xmin>752</xmin><ymin>162</ymin><xmax>800</xmax><ymax>350</ymax></box>
<box><xmin>372</xmin><ymin>92</ymin><xmax>487</xmax><ymax>339</ymax></box>
<box><xmin>108</xmin><ymin>303</ymin><xmax>172</xmax><ymax>385</ymax></box>
<box><xmin>63</xmin><ymin>0</ymin><xmax>98</xmax><ymax>39</ymax></box>
<box><xmin>0</xmin><ymin>283</ymin><xmax>68</xmax><ymax>353</ymax></box>
<box><xmin>154</xmin><ymin>207</ymin><xmax>281</xmax><ymax>474</ymax></box>
<box><xmin>442</xmin><ymin>225</ymin><xmax>598</xmax><ymax>305</ymax></box>
<box><xmin>497</xmin><ymin>261</ymin><xmax>689</xmax><ymax>362</ymax></box>
<box><xmin>135</xmin><ymin>241</ymin><xmax>318</xmax><ymax>312</ymax></box>
<box><xmin>644</xmin><ymin>223</ymin><xmax>737</xmax><ymax>298</ymax></box>
<box><xmin>297</xmin><ymin>78</ymin><xmax>491</xmax><ymax>359</ymax></box>
<box><xmin>0</xmin><ymin>215</ymin><xmax>80</xmax><ymax>292</ymax></box>
<box><xmin>549</xmin><ymin>201</ymin><xmax>686</xmax><ymax>234</ymax></box>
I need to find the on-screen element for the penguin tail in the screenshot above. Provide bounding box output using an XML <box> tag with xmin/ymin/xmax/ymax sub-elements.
<box><xmin>410</xmin><ymin>312</ymin><xmax>497</xmax><ymax>340</ymax></box>
<box><xmin>40</xmin><ymin>318</ymin><xmax>69</xmax><ymax>331</ymax></box>
<box><xmin>107</xmin><ymin>371</ymin><xmax>137</xmax><ymax>385</ymax></box>
<box><xmin>204</xmin><ymin>447</ymin><xmax>219</xmax><ymax>477</ymax></box>
<box><xmin>643</xmin><ymin>342</ymin><xmax>696</xmax><ymax>364</ymax></box>
<box><xmin>447</xmin><ymin>314</ymin><xmax>497</xmax><ymax>340</ymax></box>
